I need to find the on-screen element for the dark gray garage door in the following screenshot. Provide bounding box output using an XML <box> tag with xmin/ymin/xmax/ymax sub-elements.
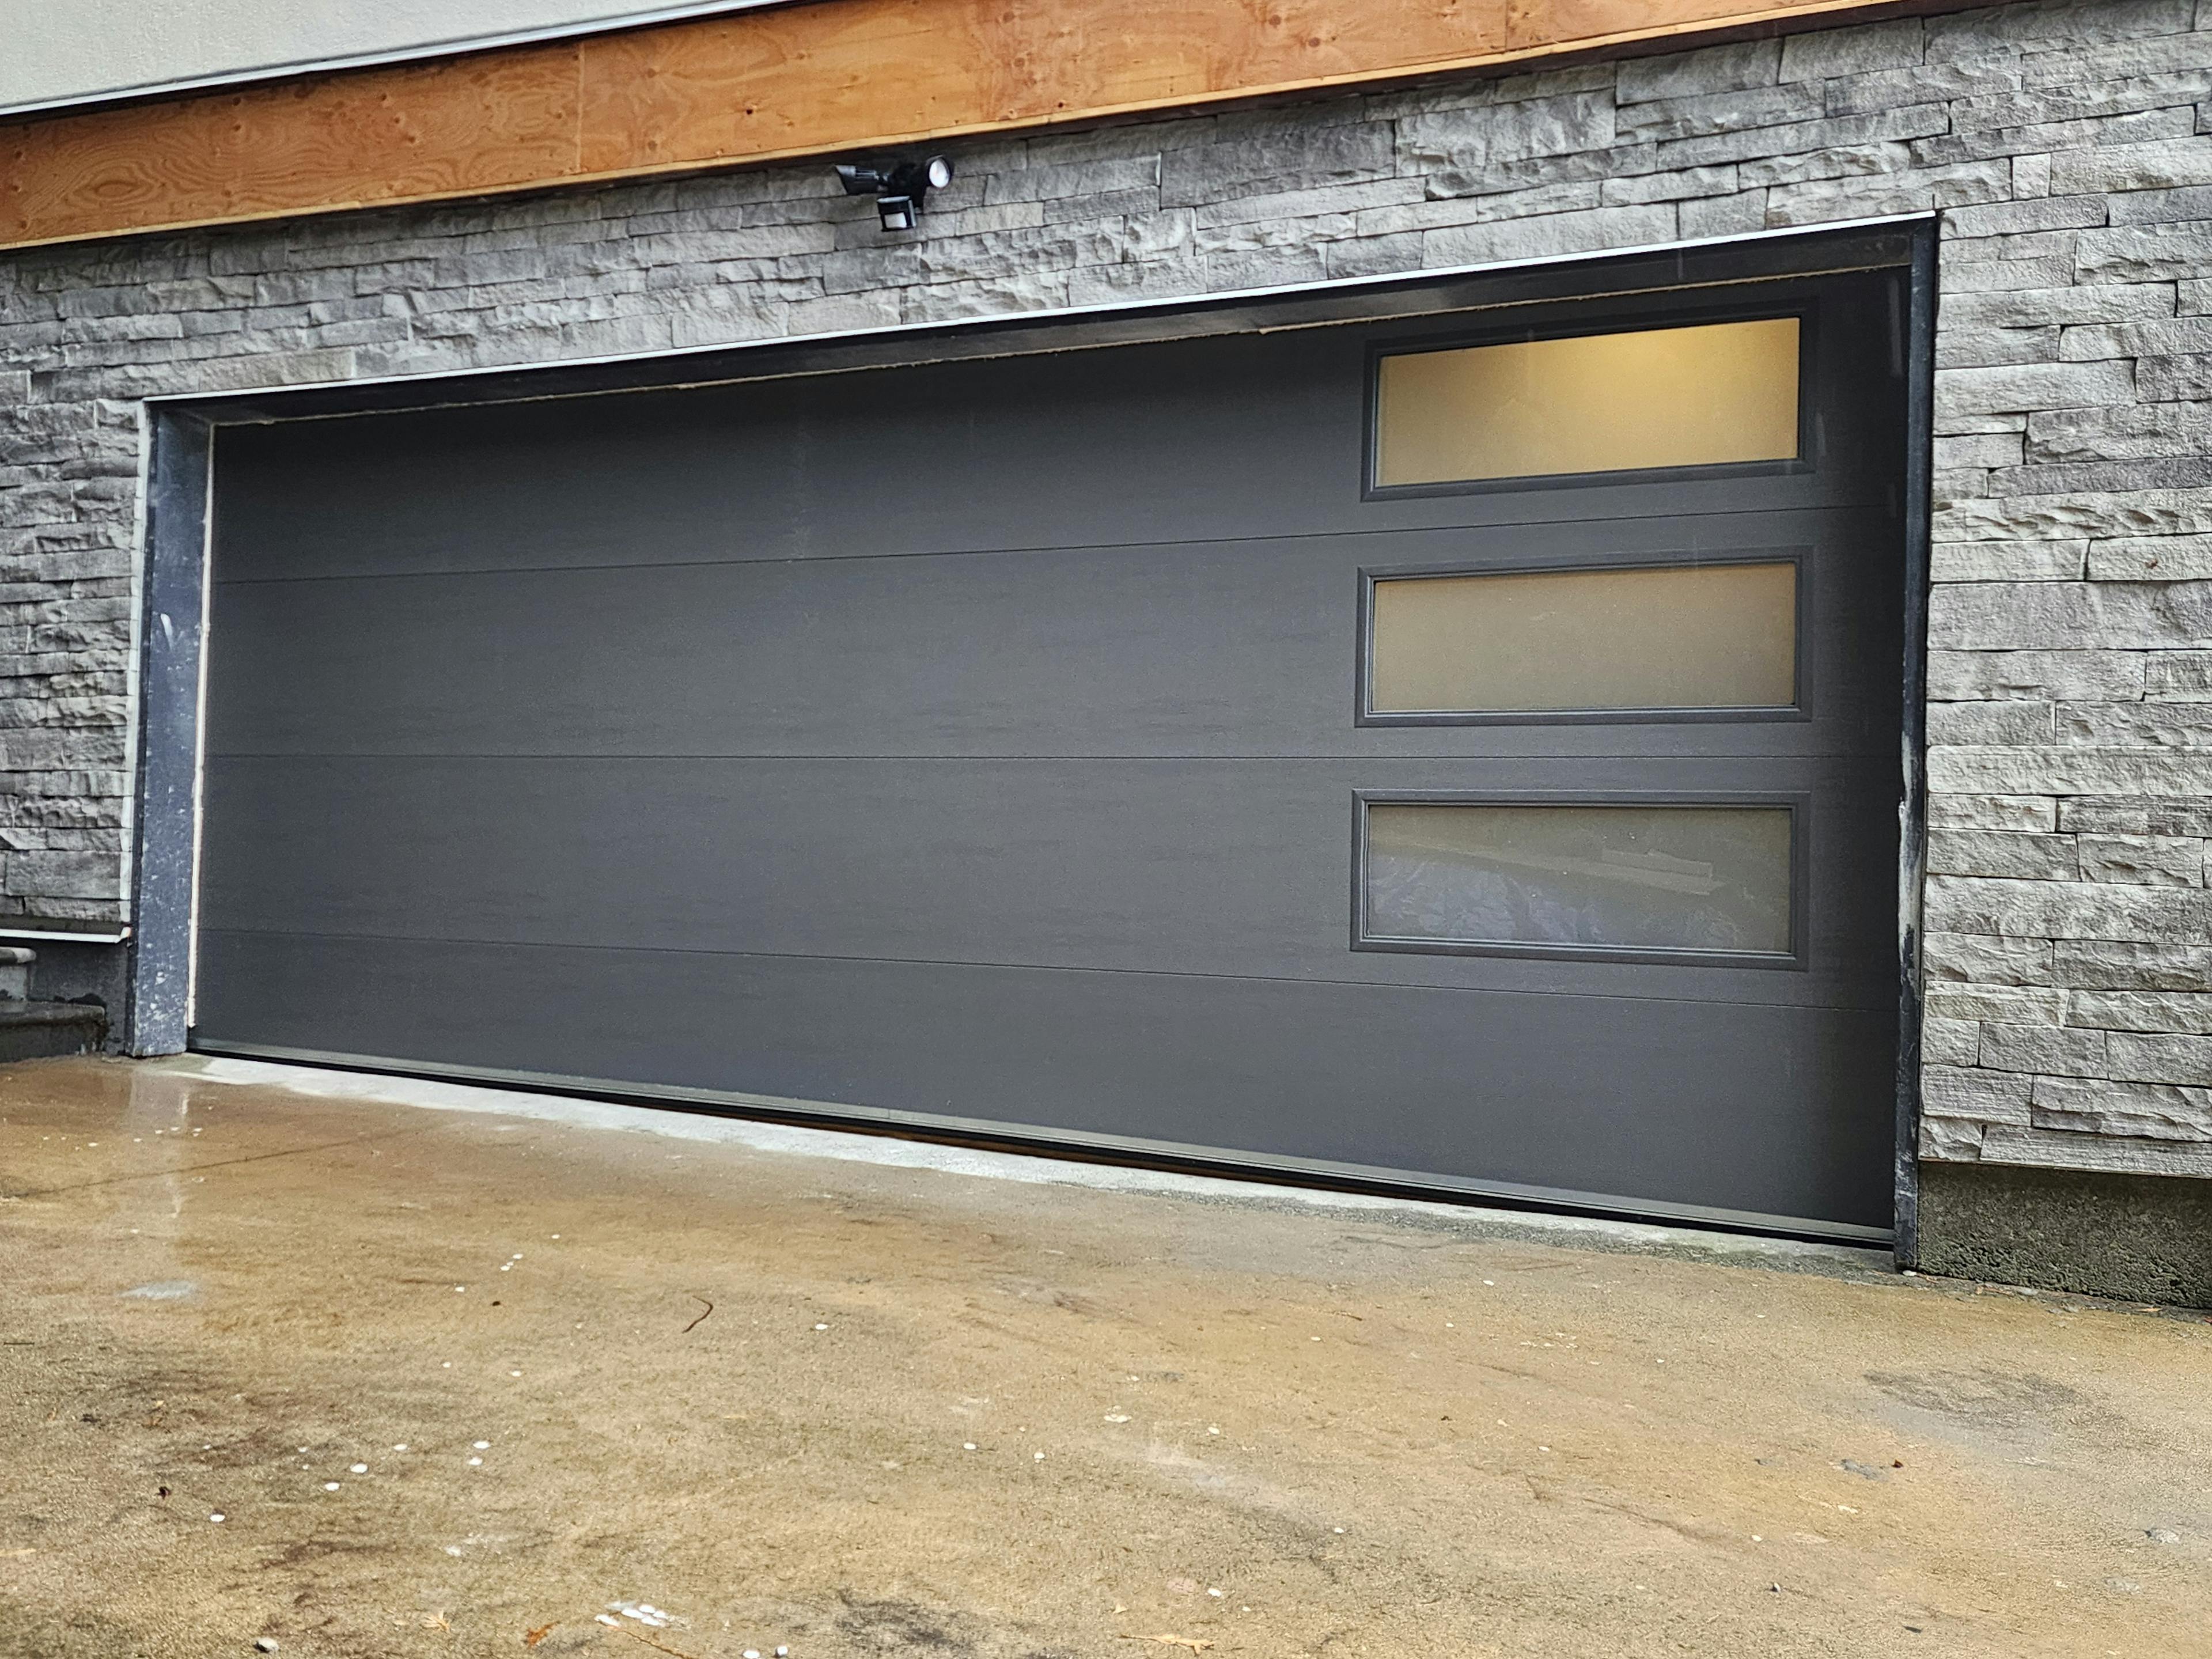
<box><xmin>195</xmin><ymin>264</ymin><xmax>1906</xmax><ymax>1237</ymax></box>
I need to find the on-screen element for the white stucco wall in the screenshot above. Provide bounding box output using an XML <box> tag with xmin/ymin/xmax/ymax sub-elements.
<box><xmin>1</xmin><ymin>0</ymin><xmax>768</xmax><ymax>113</ymax></box>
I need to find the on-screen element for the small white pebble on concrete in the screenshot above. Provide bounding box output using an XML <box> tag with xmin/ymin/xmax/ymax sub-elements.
<box><xmin>963</xmin><ymin>1442</ymin><xmax>977</xmax><ymax>1451</ymax></box>
<box><xmin>813</xmin><ymin>1323</ymin><xmax>828</xmax><ymax>1331</ymax></box>
<box><xmin>474</xmin><ymin>1441</ymin><xmax>490</xmax><ymax>1449</ymax></box>
<box><xmin>392</xmin><ymin>1444</ymin><xmax>408</xmax><ymax>1452</ymax></box>
<box><xmin>323</xmin><ymin>1482</ymin><xmax>340</xmax><ymax>1492</ymax></box>
<box><xmin>1332</xmin><ymin>1527</ymin><xmax>1344</xmax><ymax>1535</ymax></box>
<box><xmin>209</xmin><ymin>1513</ymin><xmax>225</xmax><ymax>1523</ymax></box>
<box><xmin>350</xmin><ymin>1463</ymin><xmax>368</xmax><ymax>1474</ymax></box>
<box><xmin>454</xmin><ymin>1286</ymin><xmax>465</xmax><ymax>1293</ymax></box>
<box><xmin>255</xmin><ymin>1640</ymin><xmax>279</xmax><ymax>1653</ymax></box>
<box><xmin>509</xmin><ymin>1370</ymin><xmax>522</xmax><ymax>1378</ymax></box>
<box><xmin>1033</xmin><ymin>1451</ymin><xmax>1045</xmax><ymax>1461</ymax></box>
<box><xmin>1103</xmin><ymin>1414</ymin><xmax>1129</xmax><ymax>1423</ymax></box>
<box><xmin>1207</xmin><ymin>1588</ymin><xmax>1222</xmax><ymax>1598</ymax></box>
<box><xmin>467</xmin><ymin>1457</ymin><xmax>483</xmax><ymax>1467</ymax></box>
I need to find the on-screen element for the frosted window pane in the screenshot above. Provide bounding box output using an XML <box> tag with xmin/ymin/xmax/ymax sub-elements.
<box><xmin>1369</xmin><ymin>562</ymin><xmax>1796</xmax><ymax>714</ymax></box>
<box><xmin>1364</xmin><ymin>804</ymin><xmax>1793</xmax><ymax>955</ymax></box>
<box><xmin>1374</xmin><ymin>318</ymin><xmax>1801</xmax><ymax>486</ymax></box>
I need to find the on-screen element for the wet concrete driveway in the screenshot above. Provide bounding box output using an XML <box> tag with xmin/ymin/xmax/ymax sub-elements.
<box><xmin>2</xmin><ymin>1055</ymin><xmax>2208</xmax><ymax>1658</ymax></box>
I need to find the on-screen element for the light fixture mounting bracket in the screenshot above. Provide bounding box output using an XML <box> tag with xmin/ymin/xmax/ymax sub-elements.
<box><xmin>835</xmin><ymin>154</ymin><xmax>953</xmax><ymax>233</ymax></box>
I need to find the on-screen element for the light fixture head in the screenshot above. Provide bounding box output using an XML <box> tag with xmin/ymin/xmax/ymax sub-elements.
<box><xmin>835</xmin><ymin>154</ymin><xmax>953</xmax><ymax>232</ymax></box>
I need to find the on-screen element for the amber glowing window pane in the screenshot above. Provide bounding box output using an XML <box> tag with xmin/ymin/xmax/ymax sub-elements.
<box><xmin>1368</xmin><ymin>561</ymin><xmax>1796</xmax><ymax>715</ymax></box>
<box><xmin>1363</xmin><ymin>804</ymin><xmax>1794</xmax><ymax>956</ymax></box>
<box><xmin>1373</xmin><ymin>317</ymin><xmax>1801</xmax><ymax>486</ymax></box>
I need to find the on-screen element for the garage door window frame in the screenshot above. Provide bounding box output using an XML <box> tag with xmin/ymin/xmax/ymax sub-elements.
<box><xmin>1361</xmin><ymin>298</ymin><xmax>1819</xmax><ymax>502</ymax></box>
<box><xmin>1354</xmin><ymin>546</ymin><xmax>1813</xmax><ymax>728</ymax></box>
<box><xmin>1351</xmin><ymin>788</ymin><xmax>1811</xmax><ymax>969</ymax></box>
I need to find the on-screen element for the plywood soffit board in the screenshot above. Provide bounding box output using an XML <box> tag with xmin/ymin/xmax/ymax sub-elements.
<box><xmin>3</xmin><ymin>0</ymin><xmax>1942</xmax><ymax>251</ymax></box>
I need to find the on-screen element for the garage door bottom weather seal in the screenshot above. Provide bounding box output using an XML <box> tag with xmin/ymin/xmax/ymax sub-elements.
<box><xmin>187</xmin><ymin>1037</ymin><xmax>1896</xmax><ymax>1248</ymax></box>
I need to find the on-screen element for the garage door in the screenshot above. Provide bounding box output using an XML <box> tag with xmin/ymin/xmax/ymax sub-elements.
<box><xmin>194</xmin><ymin>265</ymin><xmax>1906</xmax><ymax>1237</ymax></box>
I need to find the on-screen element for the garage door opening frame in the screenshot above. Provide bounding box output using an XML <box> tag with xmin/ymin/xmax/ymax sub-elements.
<box><xmin>126</xmin><ymin>214</ymin><xmax>1938</xmax><ymax>1256</ymax></box>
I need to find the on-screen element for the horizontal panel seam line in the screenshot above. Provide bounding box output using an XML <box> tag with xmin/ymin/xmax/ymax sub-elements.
<box><xmin>197</xmin><ymin>926</ymin><xmax>1896</xmax><ymax>1012</ymax></box>
<box><xmin>203</xmin><ymin>752</ymin><xmax>1895</xmax><ymax>762</ymax></box>
<box><xmin>207</xmin><ymin>507</ymin><xmax>1888</xmax><ymax>586</ymax></box>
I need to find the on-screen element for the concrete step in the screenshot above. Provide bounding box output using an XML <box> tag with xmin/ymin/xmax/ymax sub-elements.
<box><xmin>0</xmin><ymin>999</ymin><xmax>108</xmax><ymax>1061</ymax></box>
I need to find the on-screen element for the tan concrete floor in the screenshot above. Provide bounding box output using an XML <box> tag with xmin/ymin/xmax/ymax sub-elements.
<box><xmin>2</xmin><ymin>1057</ymin><xmax>2209</xmax><ymax>1659</ymax></box>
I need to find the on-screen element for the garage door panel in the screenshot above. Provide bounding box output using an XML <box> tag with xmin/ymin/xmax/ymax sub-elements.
<box><xmin>192</xmin><ymin>927</ymin><xmax>1895</xmax><ymax>1230</ymax></box>
<box><xmin>205</xmin><ymin>540</ymin><xmax>1345</xmax><ymax>761</ymax></box>
<box><xmin>212</xmin><ymin>340</ymin><xmax>1358</xmax><ymax>584</ymax></box>
<box><xmin>201</xmin><ymin>752</ymin><xmax>1899</xmax><ymax>1002</ymax></box>
<box><xmin>196</xmin><ymin>264</ymin><xmax>1908</xmax><ymax>1234</ymax></box>
<box><xmin>206</xmin><ymin>511</ymin><xmax>1897</xmax><ymax>762</ymax></box>
<box><xmin>211</xmin><ymin>280</ymin><xmax>1899</xmax><ymax>589</ymax></box>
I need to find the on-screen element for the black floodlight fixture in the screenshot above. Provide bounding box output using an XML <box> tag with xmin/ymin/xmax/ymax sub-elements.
<box><xmin>836</xmin><ymin>154</ymin><xmax>953</xmax><ymax>232</ymax></box>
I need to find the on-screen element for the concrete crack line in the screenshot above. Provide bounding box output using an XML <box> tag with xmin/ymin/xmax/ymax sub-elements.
<box><xmin>0</xmin><ymin>1127</ymin><xmax>435</xmax><ymax>1200</ymax></box>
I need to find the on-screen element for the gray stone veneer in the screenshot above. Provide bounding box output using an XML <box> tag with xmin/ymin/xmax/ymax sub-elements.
<box><xmin>4</xmin><ymin>0</ymin><xmax>2212</xmax><ymax>1189</ymax></box>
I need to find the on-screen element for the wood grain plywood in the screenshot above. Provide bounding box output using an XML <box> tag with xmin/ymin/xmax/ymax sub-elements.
<box><xmin>574</xmin><ymin>0</ymin><xmax>1518</xmax><ymax>173</ymax></box>
<box><xmin>2</xmin><ymin>0</ymin><xmax>1931</xmax><ymax>250</ymax></box>
<box><xmin>573</xmin><ymin>0</ymin><xmax>1884</xmax><ymax>172</ymax></box>
<box><xmin>2</xmin><ymin>50</ymin><xmax>581</xmax><ymax>247</ymax></box>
